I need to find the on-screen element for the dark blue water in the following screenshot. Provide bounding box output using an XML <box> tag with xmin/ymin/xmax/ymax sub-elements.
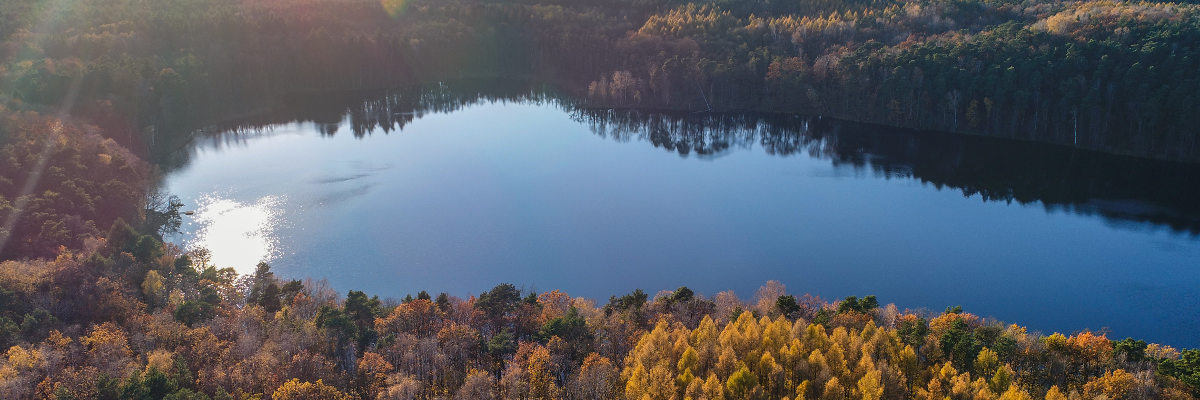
<box><xmin>163</xmin><ymin>91</ymin><xmax>1200</xmax><ymax>347</ymax></box>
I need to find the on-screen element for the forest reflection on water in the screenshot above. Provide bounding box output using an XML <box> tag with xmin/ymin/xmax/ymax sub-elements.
<box><xmin>162</xmin><ymin>84</ymin><xmax>1200</xmax><ymax>346</ymax></box>
<box><xmin>173</xmin><ymin>85</ymin><xmax>1200</xmax><ymax>236</ymax></box>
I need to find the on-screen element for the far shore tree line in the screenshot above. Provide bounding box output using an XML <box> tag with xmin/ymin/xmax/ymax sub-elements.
<box><xmin>2</xmin><ymin>0</ymin><xmax>1200</xmax><ymax>162</ymax></box>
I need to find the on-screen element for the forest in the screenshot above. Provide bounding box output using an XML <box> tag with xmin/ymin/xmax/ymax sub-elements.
<box><xmin>1</xmin><ymin>229</ymin><xmax>1199</xmax><ymax>399</ymax></box>
<box><xmin>2</xmin><ymin>0</ymin><xmax>1200</xmax><ymax>160</ymax></box>
<box><xmin>2</xmin><ymin>0</ymin><xmax>1200</xmax><ymax>398</ymax></box>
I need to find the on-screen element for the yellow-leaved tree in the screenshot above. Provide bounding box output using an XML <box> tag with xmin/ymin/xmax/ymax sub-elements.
<box><xmin>272</xmin><ymin>379</ymin><xmax>353</xmax><ymax>400</ymax></box>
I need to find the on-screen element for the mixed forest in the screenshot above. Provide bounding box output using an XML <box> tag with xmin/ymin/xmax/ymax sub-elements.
<box><xmin>3</xmin><ymin>246</ymin><xmax>1200</xmax><ymax>399</ymax></box>
<box><xmin>2</xmin><ymin>0</ymin><xmax>1200</xmax><ymax>160</ymax></box>
<box><xmin>2</xmin><ymin>0</ymin><xmax>1200</xmax><ymax>398</ymax></box>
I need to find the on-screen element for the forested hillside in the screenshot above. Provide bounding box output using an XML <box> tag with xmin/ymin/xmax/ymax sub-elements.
<box><xmin>2</xmin><ymin>0</ymin><xmax>1200</xmax><ymax>160</ymax></box>
<box><xmin>593</xmin><ymin>0</ymin><xmax>1200</xmax><ymax>160</ymax></box>
<box><xmin>0</xmin><ymin>109</ymin><xmax>150</xmax><ymax>260</ymax></box>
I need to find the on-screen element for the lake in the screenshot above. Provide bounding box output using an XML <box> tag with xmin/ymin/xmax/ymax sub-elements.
<box><xmin>162</xmin><ymin>86</ymin><xmax>1200</xmax><ymax>347</ymax></box>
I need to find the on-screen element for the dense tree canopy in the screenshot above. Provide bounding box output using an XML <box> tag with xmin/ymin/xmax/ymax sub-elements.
<box><xmin>2</xmin><ymin>0</ymin><xmax>1200</xmax><ymax>161</ymax></box>
<box><xmin>0</xmin><ymin>232</ymin><xmax>1197</xmax><ymax>399</ymax></box>
<box><xmin>0</xmin><ymin>109</ymin><xmax>149</xmax><ymax>260</ymax></box>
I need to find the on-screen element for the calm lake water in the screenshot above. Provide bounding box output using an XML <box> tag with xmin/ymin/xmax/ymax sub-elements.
<box><xmin>162</xmin><ymin>88</ymin><xmax>1200</xmax><ymax>347</ymax></box>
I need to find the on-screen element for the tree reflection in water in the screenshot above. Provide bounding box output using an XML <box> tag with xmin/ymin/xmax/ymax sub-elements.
<box><xmin>166</xmin><ymin>82</ymin><xmax>1200</xmax><ymax>235</ymax></box>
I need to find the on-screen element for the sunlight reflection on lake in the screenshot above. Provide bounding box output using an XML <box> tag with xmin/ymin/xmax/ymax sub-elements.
<box><xmin>184</xmin><ymin>194</ymin><xmax>285</xmax><ymax>273</ymax></box>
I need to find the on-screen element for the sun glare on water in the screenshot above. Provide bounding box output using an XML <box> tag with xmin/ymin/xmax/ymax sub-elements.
<box><xmin>185</xmin><ymin>194</ymin><xmax>285</xmax><ymax>273</ymax></box>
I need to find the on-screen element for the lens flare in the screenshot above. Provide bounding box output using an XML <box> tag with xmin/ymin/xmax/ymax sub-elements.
<box><xmin>382</xmin><ymin>0</ymin><xmax>408</xmax><ymax>17</ymax></box>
